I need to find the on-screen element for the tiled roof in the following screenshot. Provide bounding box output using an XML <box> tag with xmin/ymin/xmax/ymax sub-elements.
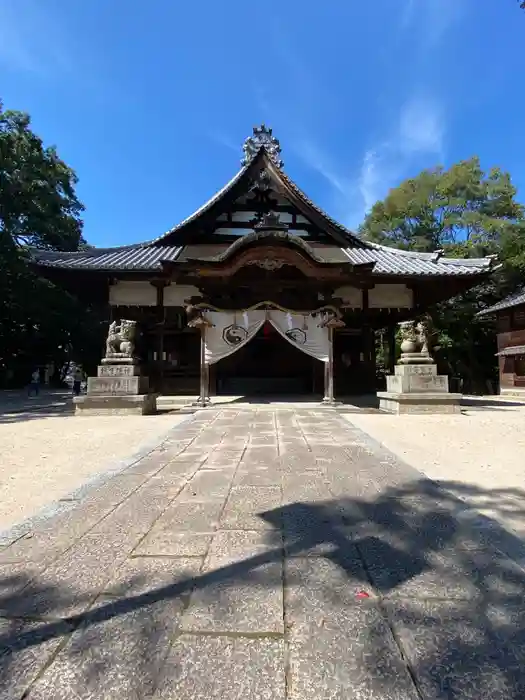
<box><xmin>32</xmin><ymin>241</ymin><xmax>493</xmax><ymax>276</ymax></box>
<box><xmin>496</xmin><ymin>344</ymin><xmax>525</xmax><ymax>356</ymax></box>
<box><xmin>478</xmin><ymin>287</ymin><xmax>525</xmax><ymax>315</ymax></box>
<box><xmin>343</xmin><ymin>244</ymin><xmax>493</xmax><ymax>276</ymax></box>
<box><xmin>32</xmin><ymin>245</ymin><xmax>183</xmax><ymax>271</ymax></box>
<box><xmin>147</xmin><ymin>166</ymin><xmax>249</xmax><ymax>245</ymax></box>
<box><xmin>29</xmin><ymin>143</ymin><xmax>495</xmax><ymax>278</ymax></box>
<box><xmin>278</xmin><ymin>170</ymin><xmax>367</xmax><ymax>249</ymax></box>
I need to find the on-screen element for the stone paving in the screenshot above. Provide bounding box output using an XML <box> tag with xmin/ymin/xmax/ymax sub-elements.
<box><xmin>1</xmin><ymin>407</ymin><xmax>525</xmax><ymax>698</ymax></box>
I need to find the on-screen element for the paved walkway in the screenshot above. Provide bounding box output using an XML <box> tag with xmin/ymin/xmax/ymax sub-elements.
<box><xmin>1</xmin><ymin>408</ymin><xmax>525</xmax><ymax>699</ymax></box>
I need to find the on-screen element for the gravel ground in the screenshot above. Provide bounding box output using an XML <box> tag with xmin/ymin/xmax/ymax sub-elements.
<box><xmin>346</xmin><ymin>402</ymin><xmax>525</xmax><ymax>537</ymax></box>
<box><xmin>0</xmin><ymin>412</ymin><xmax>184</xmax><ymax>532</ymax></box>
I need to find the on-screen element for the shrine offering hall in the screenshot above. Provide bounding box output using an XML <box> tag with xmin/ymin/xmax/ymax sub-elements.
<box><xmin>33</xmin><ymin>126</ymin><xmax>495</xmax><ymax>402</ymax></box>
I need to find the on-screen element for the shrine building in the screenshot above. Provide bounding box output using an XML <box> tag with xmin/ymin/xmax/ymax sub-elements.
<box><xmin>31</xmin><ymin>125</ymin><xmax>496</xmax><ymax>406</ymax></box>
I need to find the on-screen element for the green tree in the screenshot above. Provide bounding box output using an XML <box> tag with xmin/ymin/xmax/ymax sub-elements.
<box><xmin>359</xmin><ymin>157</ymin><xmax>524</xmax><ymax>254</ymax></box>
<box><xmin>0</xmin><ymin>100</ymin><xmax>103</xmax><ymax>385</ymax></box>
<box><xmin>360</xmin><ymin>157</ymin><xmax>525</xmax><ymax>394</ymax></box>
<box><xmin>0</xmin><ymin>101</ymin><xmax>84</xmax><ymax>252</ymax></box>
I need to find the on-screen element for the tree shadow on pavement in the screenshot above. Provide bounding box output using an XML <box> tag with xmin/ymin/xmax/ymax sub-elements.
<box><xmin>0</xmin><ymin>398</ymin><xmax>75</xmax><ymax>424</ymax></box>
<box><xmin>2</xmin><ymin>479</ymin><xmax>525</xmax><ymax>697</ymax></box>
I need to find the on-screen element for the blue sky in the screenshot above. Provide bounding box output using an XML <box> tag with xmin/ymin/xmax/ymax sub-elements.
<box><xmin>1</xmin><ymin>0</ymin><xmax>524</xmax><ymax>247</ymax></box>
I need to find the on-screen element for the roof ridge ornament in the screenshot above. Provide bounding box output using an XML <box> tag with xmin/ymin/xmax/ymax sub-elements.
<box><xmin>253</xmin><ymin>211</ymin><xmax>288</xmax><ymax>233</ymax></box>
<box><xmin>241</xmin><ymin>124</ymin><xmax>284</xmax><ymax>168</ymax></box>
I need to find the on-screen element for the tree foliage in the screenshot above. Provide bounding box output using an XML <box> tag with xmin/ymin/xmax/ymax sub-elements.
<box><xmin>0</xmin><ymin>102</ymin><xmax>84</xmax><ymax>252</ymax></box>
<box><xmin>360</xmin><ymin>157</ymin><xmax>524</xmax><ymax>254</ymax></box>
<box><xmin>360</xmin><ymin>158</ymin><xmax>525</xmax><ymax>393</ymax></box>
<box><xmin>0</xmin><ymin>101</ymin><xmax>103</xmax><ymax>385</ymax></box>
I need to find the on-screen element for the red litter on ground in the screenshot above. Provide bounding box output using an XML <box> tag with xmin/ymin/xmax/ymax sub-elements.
<box><xmin>356</xmin><ymin>591</ymin><xmax>370</xmax><ymax>599</ymax></box>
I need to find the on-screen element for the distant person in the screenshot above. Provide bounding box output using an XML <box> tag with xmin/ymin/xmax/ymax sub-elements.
<box><xmin>28</xmin><ymin>369</ymin><xmax>40</xmax><ymax>397</ymax></box>
<box><xmin>73</xmin><ymin>368</ymin><xmax>83</xmax><ymax>396</ymax></box>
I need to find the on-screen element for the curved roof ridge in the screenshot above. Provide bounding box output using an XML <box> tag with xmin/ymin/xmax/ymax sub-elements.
<box><xmin>367</xmin><ymin>241</ymin><xmax>493</xmax><ymax>266</ymax></box>
<box><xmin>146</xmin><ymin>164</ymin><xmax>250</xmax><ymax>246</ymax></box>
<box><xmin>367</xmin><ymin>242</ymin><xmax>436</xmax><ymax>259</ymax></box>
<box><xmin>31</xmin><ymin>243</ymin><xmax>144</xmax><ymax>260</ymax></box>
<box><xmin>276</xmin><ymin>168</ymin><xmax>369</xmax><ymax>249</ymax></box>
<box><xmin>186</xmin><ymin>229</ymin><xmax>328</xmax><ymax>265</ymax></box>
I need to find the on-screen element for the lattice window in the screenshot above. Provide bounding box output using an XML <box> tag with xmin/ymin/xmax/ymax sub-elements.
<box><xmin>515</xmin><ymin>355</ymin><xmax>525</xmax><ymax>377</ymax></box>
<box><xmin>513</xmin><ymin>310</ymin><xmax>525</xmax><ymax>329</ymax></box>
<box><xmin>498</xmin><ymin>314</ymin><xmax>511</xmax><ymax>332</ymax></box>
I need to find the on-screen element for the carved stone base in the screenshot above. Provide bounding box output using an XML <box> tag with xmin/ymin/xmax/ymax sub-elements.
<box><xmin>101</xmin><ymin>357</ymin><xmax>139</xmax><ymax>365</ymax></box>
<box><xmin>378</xmin><ymin>363</ymin><xmax>461</xmax><ymax>414</ymax></box>
<box><xmin>500</xmin><ymin>387</ymin><xmax>525</xmax><ymax>398</ymax></box>
<box><xmin>77</xmin><ymin>362</ymin><xmax>156</xmax><ymax>415</ymax></box>
<box><xmin>192</xmin><ymin>396</ymin><xmax>211</xmax><ymax>408</ymax></box>
<box><xmin>398</xmin><ymin>352</ymin><xmax>434</xmax><ymax>365</ymax></box>
<box><xmin>384</xmin><ymin>364</ymin><xmax>449</xmax><ymax>394</ymax></box>
<box><xmin>377</xmin><ymin>391</ymin><xmax>462</xmax><ymax>414</ymax></box>
<box><xmin>87</xmin><ymin>375</ymin><xmax>150</xmax><ymax>395</ymax></box>
<box><xmin>321</xmin><ymin>398</ymin><xmax>341</xmax><ymax>407</ymax></box>
<box><xmin>74</xmin><ymin>394</ymin><xmax>157</xmax><ymax>416</ymax></box>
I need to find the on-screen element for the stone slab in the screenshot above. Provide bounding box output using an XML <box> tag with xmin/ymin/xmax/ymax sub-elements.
<box><xmin>74</xmin><ymin>393</ymin><xmax>157</xmax><ymax>415</ymax></box>
<box><xmin>152</xmin><ymin>501</ymin><xmax>223</xmax><ymax>532</ymax></box>
<box><xmin>285</xmin><ymin>555</ymin><xmax>374</xmax><ymax>620</ymax></box>
<box><xmin>153</xmin><ymin>636</ymin><xmax>286</xmax><ymax>699</ymax></box>
<box><xmin>0</xmin><ymin>616</ymin><xmax>74</xmax><ymax>700</ymax></box>
<box><xmin>220</xmin><ymin>486</ymin><xmax>282</xmax><ymax>530</ymax></box>
<box><xmin>181</xmin><ymin>558</ymin><xmax>284</xmax><ymax>633</ymax></box>
<box><xmin>356</xmin><ymin>535</ymin><xmax>488</xmax><ymax>599</ymax></box>
<box><xmin>287</xmin><ymin>603</ymin><xmax>419</xmax><ymax>699</ymax></box>
<box><xmin>102</xmin><ymin>556</ymin><xmax>202</xmax><ymax>598</ymax></box>
<box><xmin>233</xmin><ymin>467</ymin><xmax>282</xmax><ymax>487</ymax></box>
<box><xmin>385</xmin><ymin>599</ymin><xmax>525</xmax><ymax>699</ymax></box>
<box><xmin>177</xmin><ymin>469</ymin><xmax>236</xmax><ymax>502</ymax></box>
<box><xmin>133</xmin><ymin>530</ymin><xmax>213</xmax><ymax>557</ymax></box>
<box><xmin>3</xmin><ymin>531</ymin><xmax>125</xmax><ymax>619</ymax></box>
<box><xmin>206</xmin><ymin>529</ymin><xmax>280</xmax><ymax>560</ymax></box>
<box><xmin>24</xmin><ymin>597</ymin><xmax>184</xmax><ymax>700</ymax></box>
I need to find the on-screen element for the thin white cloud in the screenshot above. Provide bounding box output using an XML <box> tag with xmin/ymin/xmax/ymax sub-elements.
<box><xmin>358</xmin><ymin>150</ymin><xmax>385</xmax><ymax>217</ymax></box>
<box><xmin>399</xmin><ymin>95</ymin><xmax>444</xmax><ymax>156</ymax></box>
<box><xmin>0</xmin><ymin>0</ymin><xmax>71</xmax><ymax>77</ymax></box>
<box><xmin>400</xmin><ymin>0</ymin><xmax>467</xmax><ymax>47</ymax></box>
<box><xmin>207</xmin><ymin>131</ymin><xmax>240</xmax><ymax>155</ymax></box>
<box><xmin>296</xmin><ymin>139</ymin><xmax>349</xmax><ymax>197</ymax></box>
<box><xmin>353</xmin><ymin>95</ymin><xmax>445</xmax><ymax>225</ymax></box>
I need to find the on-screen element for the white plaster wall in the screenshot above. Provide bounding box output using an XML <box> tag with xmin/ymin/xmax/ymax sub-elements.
<box><xmin>163</xmin><ymin>284</ymin><xmax>202</xmax><ymax>307</ymax></box>
<box><xmin>109</xmin><ymin>281</ymin><xmax>156</xmax><ymax>306</ymax></box>
<box><xmin>369</xmin><ymin>284</ymin><xmax>413</xmax><ymax>308</ymax></box>
<box><xmin>334</xmin><ymin>286</ymin><xmax>363</xmax><ymax>308</ymax></box>
<box><xmin>231</xmin><ymin>211</ymin><xmax>257</xmax><ymax>223</ymax></box>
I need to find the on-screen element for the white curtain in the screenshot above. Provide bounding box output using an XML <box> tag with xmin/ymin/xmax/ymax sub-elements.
<box><xmin>268</xmin><ymin>311</ymin><xmax>329</xmax><ymax>363</ymax></box>
<box><xmin>204</xmin><ymin>311</ymin><xmax>265</xmax><ymax>364</ymax></box>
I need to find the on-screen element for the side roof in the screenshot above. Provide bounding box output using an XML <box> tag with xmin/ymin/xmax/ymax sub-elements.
<box><xmin>478</xmin><ymin>287</ymin><xmax>525</xmax><ymax>316</ymax></box>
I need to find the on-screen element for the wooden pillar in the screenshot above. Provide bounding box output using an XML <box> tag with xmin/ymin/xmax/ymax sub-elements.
<box><xmin>186</xmin><ymin>308</ymin><xmax>212</xmax><ymax>408</ymax></box>
<box><xmin>387</xmin><ymin>325</ymin><xmax>396</xmax><ymax>373</ymax></box>
<box><xmin>322</xmin><ymin>317</ymin><xmax>345</xmax><ymax>405</ymax></box>
<box><xmin>152</xmin><ymin>281</ymin><xmax>166</xmax><ymax>392</ymax></box>
<box><xmin>198</xmin><ymin>325</ymin><xmax>210</xmax><ymax>407</ymax></box>
<box><xmin>323</xmin><ymin>326</ymin><xmax>335</xmax><ymax>403</ymax></box>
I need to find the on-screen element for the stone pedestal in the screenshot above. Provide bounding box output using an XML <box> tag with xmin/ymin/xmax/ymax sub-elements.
<box><xmin>74</xmin><ymin>361</ymin><xmax>157</xmax><ymax>416</ymax></box>
<box><xmin>377</xmin><ymin>362</ymin><xmax>461</xmax><ymax>414</ymax></box>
